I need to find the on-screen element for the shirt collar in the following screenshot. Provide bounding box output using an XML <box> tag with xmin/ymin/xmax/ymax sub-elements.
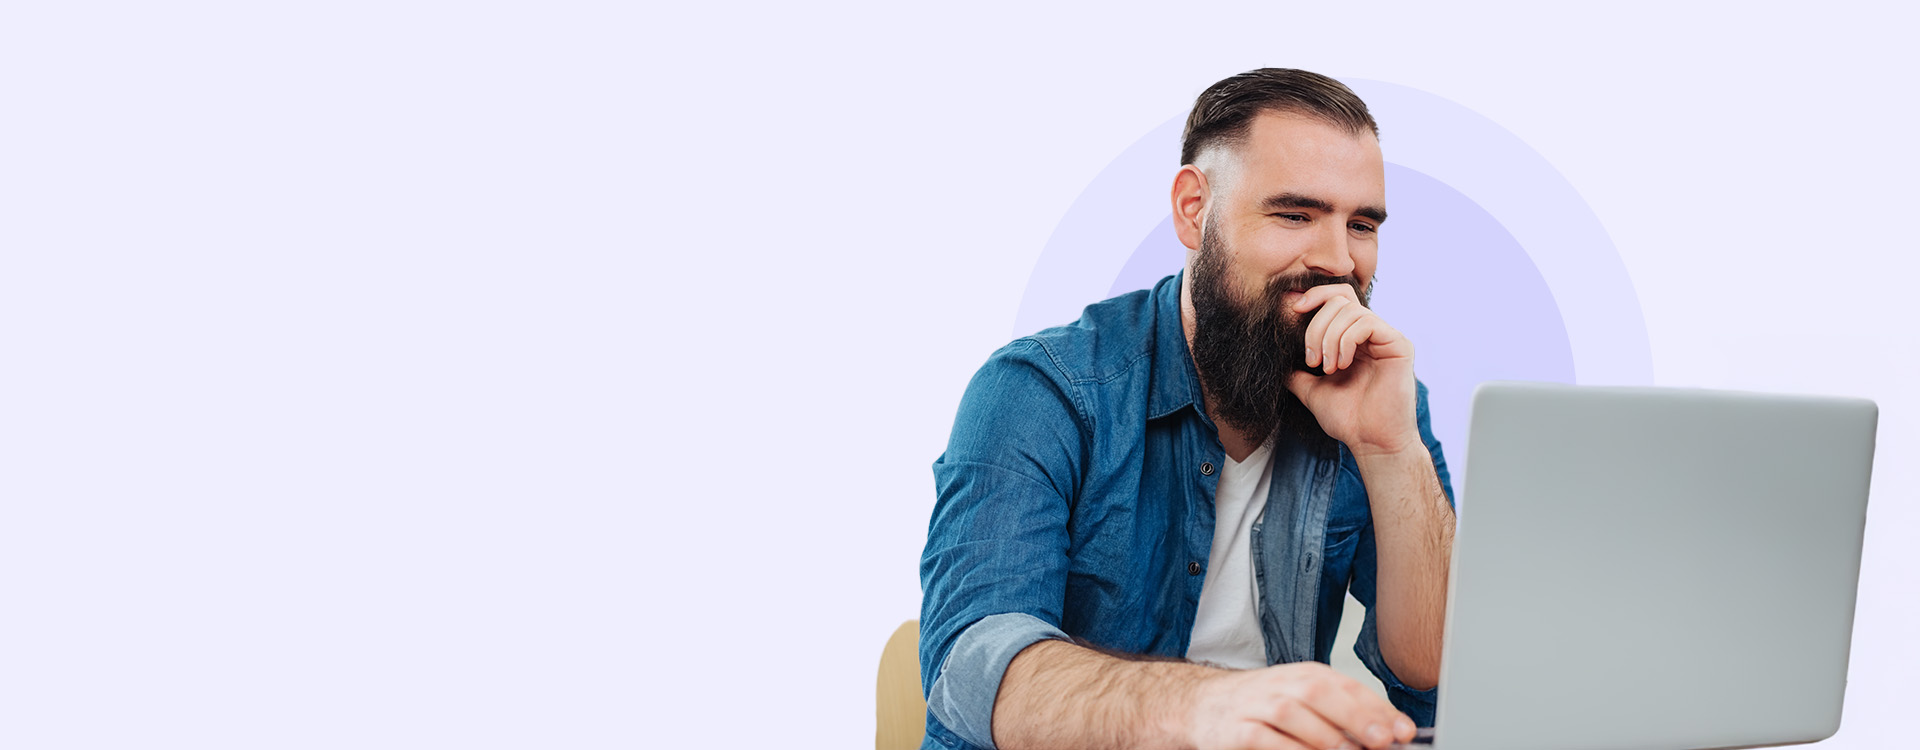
<box><xmin>1148</xmin><ymin>269</ymin><xmax>1212</xmax><ymax>423</ymax></box>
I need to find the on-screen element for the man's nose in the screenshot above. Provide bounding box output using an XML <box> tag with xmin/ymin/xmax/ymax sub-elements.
<box><xmin>1301</xmin><ymin>224</ymin><xmax>1357</xmax><ymax>278</ymax></box>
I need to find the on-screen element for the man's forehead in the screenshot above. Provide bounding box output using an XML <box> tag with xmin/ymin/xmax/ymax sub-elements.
<box><xmin>1229</xmin><ymin>110</ymin><xmax>1385</xmax><ymax>202</ymax></box>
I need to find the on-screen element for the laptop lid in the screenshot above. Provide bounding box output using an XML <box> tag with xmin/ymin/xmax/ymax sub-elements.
<box><xmin>1433</xmin><ymin>382</ymin><xmax>1876</xmax><ymax>750</ymax></box>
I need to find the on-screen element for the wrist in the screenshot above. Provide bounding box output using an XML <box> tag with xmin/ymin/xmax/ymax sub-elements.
<box><xmin>1167</xmin><ymin>663</ymin><xmax>1227</xmax><ymax>750</ymax></box>
<box><xmin>1348</xmin><ymin>429</ymin><xmax>1424</xmax><ymax>461</ymax></box>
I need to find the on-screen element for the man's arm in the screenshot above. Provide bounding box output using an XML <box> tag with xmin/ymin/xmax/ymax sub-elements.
<box><xmin>995</xmin><ymin>640</ymin><xmax>1417</xmax><ymax>750</ymax></box>
<box><xmin>1352</xmin><ymin>443</ymin><xmax>1454</xmax><ymax>691</ymax></box>
<box><xmin>993</xmin><ymin>640</ymin><xmax>1206</xmax><ymax>749</ymax></box>
<box><xmin>1285</xmin><ymin>285</ymin><xmax>1456</xmax><ymax>693</ymax></box>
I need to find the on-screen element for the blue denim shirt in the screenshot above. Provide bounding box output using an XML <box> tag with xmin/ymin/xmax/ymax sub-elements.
<box><xmin>920</xmin><ymin>271</ymin><xmax>1455</xmax><ymax>750</ymax></box>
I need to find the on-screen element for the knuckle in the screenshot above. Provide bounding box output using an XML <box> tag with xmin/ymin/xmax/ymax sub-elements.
<box><xmin>1270</xmin><ymin>695</ymin><xmax>1300</xmax><ymax>721</ymax></box>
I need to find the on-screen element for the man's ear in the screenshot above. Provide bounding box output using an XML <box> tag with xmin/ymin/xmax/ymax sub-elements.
<box><xmin>1171</xmin><ymin>165</ymin><xmax>1210</xmax><ymax>251</ymax></box>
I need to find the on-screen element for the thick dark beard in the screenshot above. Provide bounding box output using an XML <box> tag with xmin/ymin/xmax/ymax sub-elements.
<box><xmin>1188</xmin><ymin>217</ymin><xmax>1370</xmax><ymax>448</ymax></box>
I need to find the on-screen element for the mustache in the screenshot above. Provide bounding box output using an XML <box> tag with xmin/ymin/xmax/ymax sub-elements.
<box><xmin>1249</xmin><ymin>272</ymin><xmax>1369</xmax><ymax>322</ymax></box>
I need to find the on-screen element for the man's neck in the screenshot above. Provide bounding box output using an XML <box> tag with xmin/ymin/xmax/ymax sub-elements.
<box><xmin>1216</xmin><ymin>426</ymin><xmax>1268</xmax><ymax>464</ymax></box>
<box><xmin>1179</xmin><ymin>273</ymin><xmax>1266</xmax><ymax>464</ymax></box>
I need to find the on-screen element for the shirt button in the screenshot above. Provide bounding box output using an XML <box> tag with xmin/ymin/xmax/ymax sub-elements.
<box><xmin>1200</xmin><ymin>462</ymin><xmax>1215</xmax><ymax>476</ymax></box>
<box><xmin>1188</xmin><ymin>561</ymin><xmax>1202</xmax><ymax>575</ymax></box>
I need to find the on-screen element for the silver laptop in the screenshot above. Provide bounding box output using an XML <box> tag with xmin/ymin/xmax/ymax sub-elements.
<box><xmin>1420</xmin><ymin>381</ymin><xmax>1877</xmax><ymax>750</ymax></box>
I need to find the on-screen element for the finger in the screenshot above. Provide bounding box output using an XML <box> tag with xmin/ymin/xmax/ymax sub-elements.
<box><xmin>1260</xmin><ymin>694</ymin><xmax>1352</xmax><ymax>750</ymax></box>
<box><xmin>1393</xmin><ymin>713</ymin><xmax>1417</xmax><ymax>744</ymax></box>
<box><xmin>1301</xmin><ymin>296</ymin><xmax>1350</xmax><ymax>370</ymax></box>
<box><xmin>1318</xmin><ymin>303</ymin><xmax>1371</xmax><ymax>374</ymax></box>
<box><xmin>1291</xmin><ymin>283</ymin><xmax>1362</xmax><ymax>317</ymax></box>
<box><xmin>1343</xmin><ymin>315</ymin><xmax>1412</xmax><ymax>364</ymax></box>
<box><xmin>1289</xmin><ymin>675</ymin><xmax>1407</xmax><ymax>750</ymax></box>
<box><xmin>1235</xmin><ymin>722</ymin><xmax>1317</xmax><ymax>750</ymax></box>
<box><xmin>1335</xmin><ymin>315</ymin><xmax>1384</xmax><ymax>372</ymax></box>
<box><xmin>1285</xmin><ymin>369</ymin><xmax>1322</xmax><ymax>400</ymax></box>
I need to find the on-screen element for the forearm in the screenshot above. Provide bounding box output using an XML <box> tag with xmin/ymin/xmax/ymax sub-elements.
<box><xmin>992</xmin><ymin>638</ymin><xmax>1216</xmax><ymax>750</ymax></box>
<box><xmin>1353</xmin><ymin>446</ymin><xmax>1455</xmax><ymax>690</ymax></box>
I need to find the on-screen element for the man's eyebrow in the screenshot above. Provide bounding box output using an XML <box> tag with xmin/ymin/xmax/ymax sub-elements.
<box><xmin>1259</xmin><ymin>192</ymin><xmax>1389</xmax><ymax>224</ymax></box>
<box><xmin>1259</xmin><ymin>192</ymin><xmax>1336</xmax><ymax>213</ymax></box>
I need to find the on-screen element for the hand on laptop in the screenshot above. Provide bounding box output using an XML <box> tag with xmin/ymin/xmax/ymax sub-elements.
<box><xmin>1186</xmin><ymin>660</ymin><xmax>1417</xmax><ymax>750</ymax></box>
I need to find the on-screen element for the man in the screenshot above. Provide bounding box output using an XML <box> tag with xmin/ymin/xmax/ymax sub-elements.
<box><xmin>921</xmin><ymin>69</ymin><xmax>1457</xmax><ymax>750</ymax></box>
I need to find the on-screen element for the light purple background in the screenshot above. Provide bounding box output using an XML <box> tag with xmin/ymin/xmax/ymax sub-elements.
<box><xmin>2</xmin><ymin>3</ymin><xmax>1915</xmax><ymax>749</ymax></box>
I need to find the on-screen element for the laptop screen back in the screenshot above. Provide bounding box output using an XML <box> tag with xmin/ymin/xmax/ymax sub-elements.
<box><xmin>1434</xmin><ymin>382</ymin><xmax>1876</xmax><ymax>750</ymax></box>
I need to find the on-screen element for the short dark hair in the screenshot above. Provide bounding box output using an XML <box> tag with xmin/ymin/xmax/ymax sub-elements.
<box><xmin>1180</xmin><ymin>68</ymin><xmax>1378</xmax><ymax>166</ymax></box>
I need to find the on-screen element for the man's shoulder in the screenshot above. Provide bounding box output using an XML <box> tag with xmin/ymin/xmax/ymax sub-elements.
<box><xmin>996</xmin><ymin>281</ymin><xmax>1167</xmax><ymax>387</ymax></box>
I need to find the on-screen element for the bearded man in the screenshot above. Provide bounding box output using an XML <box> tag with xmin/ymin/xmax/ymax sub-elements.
<box><xmin>920</xmin><ymin>69</ymin><xmax>1458</xmax><ymax>750</ymax></box>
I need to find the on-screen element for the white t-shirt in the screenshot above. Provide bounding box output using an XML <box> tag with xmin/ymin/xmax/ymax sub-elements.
<box><xmin>1186</xmin><ymin>437</ymin><xmax>1276</xmax><ymax>669</ymax></box>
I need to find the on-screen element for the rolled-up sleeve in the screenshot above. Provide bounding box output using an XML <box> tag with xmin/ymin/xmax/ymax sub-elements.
<box><xmin>921</xmin><ymin>339</ymin><xmax>1084</xmax><ymax>749</ymax></box>
<box><xmin>1350</xmin><ymin>379</ymin><xmax>1455</xmax><ymax>726</ymax></box>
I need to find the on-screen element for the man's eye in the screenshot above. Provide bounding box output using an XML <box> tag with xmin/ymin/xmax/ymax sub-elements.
<box><xmin>1350</xmin><ymin>222</ymin><xmax>1376</xmax><ymax>234</ymax></box>
<box><xmin>1274</xmin><ymin>213</ymin><xmax>1308</xmax><ymax>224</ymax></box>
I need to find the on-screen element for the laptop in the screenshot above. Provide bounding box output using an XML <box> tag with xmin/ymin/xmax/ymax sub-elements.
<box><xmin>1403</xmin><ymin>381</ymin><xmax>1877</xmax><ymax>750</ymax></box>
